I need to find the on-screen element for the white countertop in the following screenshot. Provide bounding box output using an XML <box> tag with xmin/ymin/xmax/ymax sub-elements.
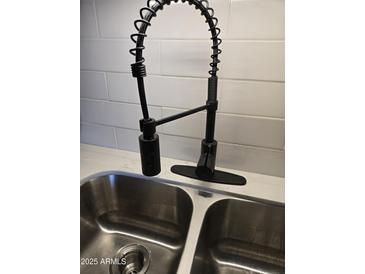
<box><xmin>80</xmin><ymin>143</ymin><xmax>284</xmax><ymax>203</ymax></box>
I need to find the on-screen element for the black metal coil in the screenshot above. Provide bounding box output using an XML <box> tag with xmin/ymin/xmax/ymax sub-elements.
<box><xmin>129</xmin><ymin>0</ymin><xmax>221</xmax><ymax>78</ymax></box>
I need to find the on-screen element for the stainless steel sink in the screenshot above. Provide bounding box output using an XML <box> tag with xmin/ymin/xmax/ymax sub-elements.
<box><xmin>190</xmin><ymin>199</ymin><xmax>285</xmax><ymax>274</ymax></box>
<box><xmin>80</xmin><ymin>174</ymin><xmax>193</xmax><ymax>274</ymax></box>
<box><xmin>80</xmin><ymin>172</ymin><xmax>284</xmax><ymax>274</ymax></box>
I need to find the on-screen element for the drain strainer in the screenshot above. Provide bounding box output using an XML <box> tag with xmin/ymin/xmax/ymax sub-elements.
<box><xmin>110</xmin><ymin>244</ymin><xmax>151</xmax><ymax>274</ymax></box>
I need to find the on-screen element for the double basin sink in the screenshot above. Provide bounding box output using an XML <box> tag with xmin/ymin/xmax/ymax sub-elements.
<box><xmin>81</xmin><ymin>172</ymin><xmax>284</xmax><ymax>274</ymax></box>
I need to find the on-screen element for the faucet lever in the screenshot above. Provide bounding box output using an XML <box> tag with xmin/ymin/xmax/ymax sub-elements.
<box><xmin>196</xmin><ymin>140</ymin><xmax>217</xmax><ymax>179</ymax></box>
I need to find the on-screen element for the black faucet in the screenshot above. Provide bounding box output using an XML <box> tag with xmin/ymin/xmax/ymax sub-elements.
<box><xmin>130</xmin><ymin>0</ymin><xmax>246</xmax><ymax>185</ymax></box>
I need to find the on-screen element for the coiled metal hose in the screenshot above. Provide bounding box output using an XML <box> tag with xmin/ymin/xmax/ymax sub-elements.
<box><xmin>130</xmin><ymin>0</ymin><xmax>221</xmax><ymax>119</ymax></box>
<box><xmin>130</xmin><ymin>0</ymin><xmax>221</xmax><ymax>77</ymax></box>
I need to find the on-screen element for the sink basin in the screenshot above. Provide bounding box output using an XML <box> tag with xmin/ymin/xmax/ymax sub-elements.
<box><xmin>80</xmin><ymin>172</ymin><xmax>284</xmax><ymax>274</ymax></box>
<box><xmin>80</xmin><ymin>174</ymin><xmax>193</xmax><ymax>274</ymax></box>
<box><xmin>190</xmin><ymin>199</ymin><xmax>285</xmax><ymax>274</ymax></box>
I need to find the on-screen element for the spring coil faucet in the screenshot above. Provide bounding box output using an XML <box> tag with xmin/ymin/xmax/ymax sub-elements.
<box><xmin>130</xmin><ymin>0</ymin><xmax>246</xmax><ymax>185</ymax></box>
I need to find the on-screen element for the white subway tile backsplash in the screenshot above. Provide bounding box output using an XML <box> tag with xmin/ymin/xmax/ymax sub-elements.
<box><xmin>108</xmin><ymin>73</ymin><xmax>207</xmax><ymax>109</ymax></box>
<box><xmin>216</xmin><ymin>114</ymin><xmax>284</xmax><ymax>149</ymax></box>
<box><xmin>159</xmin><ymin>134</ymin><xmax>201</xmax><ymax>163</ymax></box>
<box><xmin>160</xmin><ymin>107</ymin><xmax>284</xmax><ymax>149</ymax></box>
<box><xmin>220</xmin><ymin>41</ymin><xmax>285</xmax><ymax>81</ymax></box>
<box><xmin>81</xmin><ymin>71</ymin><xmax>108</xmax><ymax>100</ymax></box>
<box><xmin>95</xmin><ymin>0</ymin><xmax>144</xmax><ymax>38</ymax></box>
<box><xmin>161</xmin><ymin>107</ymin><xmax>206</xmax><ymax>138</ymax></box>
<box><xmin>106</xmin><ymin>101</ymin><xmax>161</xmax><ymax>129</ymax></box>
<box><xmin>80</xmin><ymin>99</ymin><xmax>108</xmax><ymax>125</ymax></box>
<box><xmin>160</xmin><ymin>40</ymin><xmax>284</xmax><ymax>81</ymax></box>
<box><xmin>217</xmin><ymin>142</ymin><xmax>284</xmax><ymax>177</ymax></box>
<box><xmin>107</xmin><ymin>73</ymin><xmax>139</xmax><ymax>103</ymax></box>
<box><xmin>80</xmin><ymin>99</ymin><xmax>161</xmax><ymax>129</ymax></box>
<box><xmin>80</xmin><ymin>39</ymin><xmax>131</xmax><ymax>72</ymax></box>
<box><xmin>147</xmin><ymin>76</ymin><xmax>207</xmax><ymax>108</ymax></box>
<box><xmin>115</xmin><ymin>127</ymin><xmax>140</xmax><ymax>152</ymax></box>
<box><xmin>80</xmin><ymin>39</ymin><xmax>160</xmax><ymax>74</ymax></box>
<box><xmin>220</xmin><ymin>80</ymin><xmax>285</xmax><ymax>118</ymax></box>
<box><xmin>227</xmin><ymin>0</ymin><xmax>285</xmax><ymax>39</ymax></box>
<box><xmin>161</xmin><ymin>40</ymin><xmax>212</xmax><ymax>78</ymax></box>
<box><xmin>81</xmin><ymin>0</ymin><xmax>98</xmax><ymax>38</ymax></box>
<box><xmin>81</xmin><ymin>123</ymin><xmax>117</xmax><ymax>148</ymax></box>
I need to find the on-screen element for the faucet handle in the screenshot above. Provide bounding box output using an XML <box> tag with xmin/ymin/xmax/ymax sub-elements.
<box><xmin>196</xmin><ymin>139</ymin><xmax>217</xmax><ymax>179</ymax></box>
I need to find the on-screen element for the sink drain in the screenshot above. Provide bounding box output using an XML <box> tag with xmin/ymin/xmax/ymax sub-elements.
<box><xmin>110</xmin><ymin>244</ymin><xmax>151</xmax><ymax>274</ymax></box>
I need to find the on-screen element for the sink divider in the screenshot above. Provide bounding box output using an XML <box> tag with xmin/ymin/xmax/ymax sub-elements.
<box><xmin>176</xmin><ymin>197</ymin><xmax>211</xmax><ymax>274</ymax></box>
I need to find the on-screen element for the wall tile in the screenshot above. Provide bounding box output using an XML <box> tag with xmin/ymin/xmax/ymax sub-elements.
<box><xmin>160</xmin><ymin>40</ymin><xmax>212</xmax><ymax>78</ymax></box>
<box><xmin>160</xmin><ymin>40</ymin><xmax>284</xmax><ymax>81</ymax></box>
<box><xmin>220</xmin><ymin>79</ymin><xmax>284</xmax><ymax>118</ymax></box>
<box><xmin>106</xmin><ymin>101</ymin><xmax>161</xmax><ymax>129</ymax></box>
<box><xmin>80</xmin><ymin>99</ymin><xmax>161</xmax><ymax>129</ymax></box>
<box><xmin>227</xmin><ymin>0</ymin><xmax>284</xmax><ymax>39</ymax></box>
<box><xmin>107</xmin><ymin>73</ymin><xmax>139</xmax><ymax>103</ymax></box>
<box><xmin>108</xmin><ymin>73</ymin><xmax>207</xmax><ymax>109</ymax></box>
<box><xmin>80</xmin><ymin>39</ymin><xmax>160</xmax><ymax>73</ymax></box>
<box><xmin>147</xmin><ymin>76</ymin><xmax>208</xmax><ymax>108</ymax></box>
<box><xmin>220</xmin><ymin>41</ymin><xmax>285</xmax><ymax>81</ymax></box>
<box><xmin>217</xmin><ymin>142</ymin><xmax>284</xmax><ymax>177</ymax></box>
<box><xmin>160</xmin><ymin>107</ymin><xmax>206</xmax><ymax>138</ymax></box>
<box><xmin>80</xmin><ymin>71</ymin><xmax>108</xmax><ymax>100</ymax></box>
<box><xmin>95</xmin><ymin>0</ymin><xmax>144</xmax><ymax>38</ymax></box>
<box><xmin>159</xmin><ymin>134</ymin><xmax>201</xmax><ymax>163</ymax></box>
<box><xmin>115</xmin><ymin>127</ymin><xmax>140</xmax><ymax>152</ymax></box>
<box><xmin>80</xmin><ymin>99</ymin><xmax>107</xmax><ymax>125</ymax></box>
<box><xmin>216</xmin><ymin>114</ymin><xmax>284</xmax><ymax>149</ymax></box>
<box><xmin>81</xmin><ymin>0</ymin><xmax>98</xmax><ymax>38</ymax></box>
<box><xmin>160</xmin><ymin>107</ymin><xmax>284</xmax><ymax>150</ymax></box>
<box><xmin>81</xmin><ymin>123</ymin><xmax>116</xmax><ymax>148</ymax></box>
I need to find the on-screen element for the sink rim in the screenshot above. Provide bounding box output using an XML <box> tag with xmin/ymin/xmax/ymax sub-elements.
<box><xmin>81</xmin><ymin>170</ymin><xmax>285</xmax><ymax>208</ymax></box>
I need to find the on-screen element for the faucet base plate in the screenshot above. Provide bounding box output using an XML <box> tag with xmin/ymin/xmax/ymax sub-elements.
<box><xmin>171</xmin><ymin>165</ymin><xmax>246</xmax><ymax>186</ymax></box>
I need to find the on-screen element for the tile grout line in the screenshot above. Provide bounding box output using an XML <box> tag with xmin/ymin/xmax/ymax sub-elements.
<box><xmin>103</xmin><ymin>72</ymin><xmax>110</xmax><ymax>100</ymax></box>
<box><xmin>80</xmin><ymin>69</ymin><xmax>285</xmax><ymax>84</ymax></box>
<box><xmin>92</xmin><ymin>0</ymin><xmax>100</xmax><ymax>38</ymax></box>
<box><xmin>159</xmin><ymin>40</ymin><xmax>162</xmax><ymax>75</ymax></box>
<box><xmin>226</xmin><ymin>0</ymin><xmax>232</xmax><ymax>39</ymax></box>
<box><xmin>113</xmin><ymin>127</ymin><xmax>119</xmax><ymax>149</ymax></box>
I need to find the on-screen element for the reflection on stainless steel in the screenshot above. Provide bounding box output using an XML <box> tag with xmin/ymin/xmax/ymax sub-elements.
<box><xmin>80</xmin><ymin>173</ymin><xmax>285</xmax><ymax>274</ymax></box>
<box><xmin>80</xmin><ymin>174</ymin><xmax>193</xmax><ymax>274</ymax></box>
<box><xmin>191</xmin><ymin>199</ymin><xmax>285</xmax><ymax>274</ymax></box>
